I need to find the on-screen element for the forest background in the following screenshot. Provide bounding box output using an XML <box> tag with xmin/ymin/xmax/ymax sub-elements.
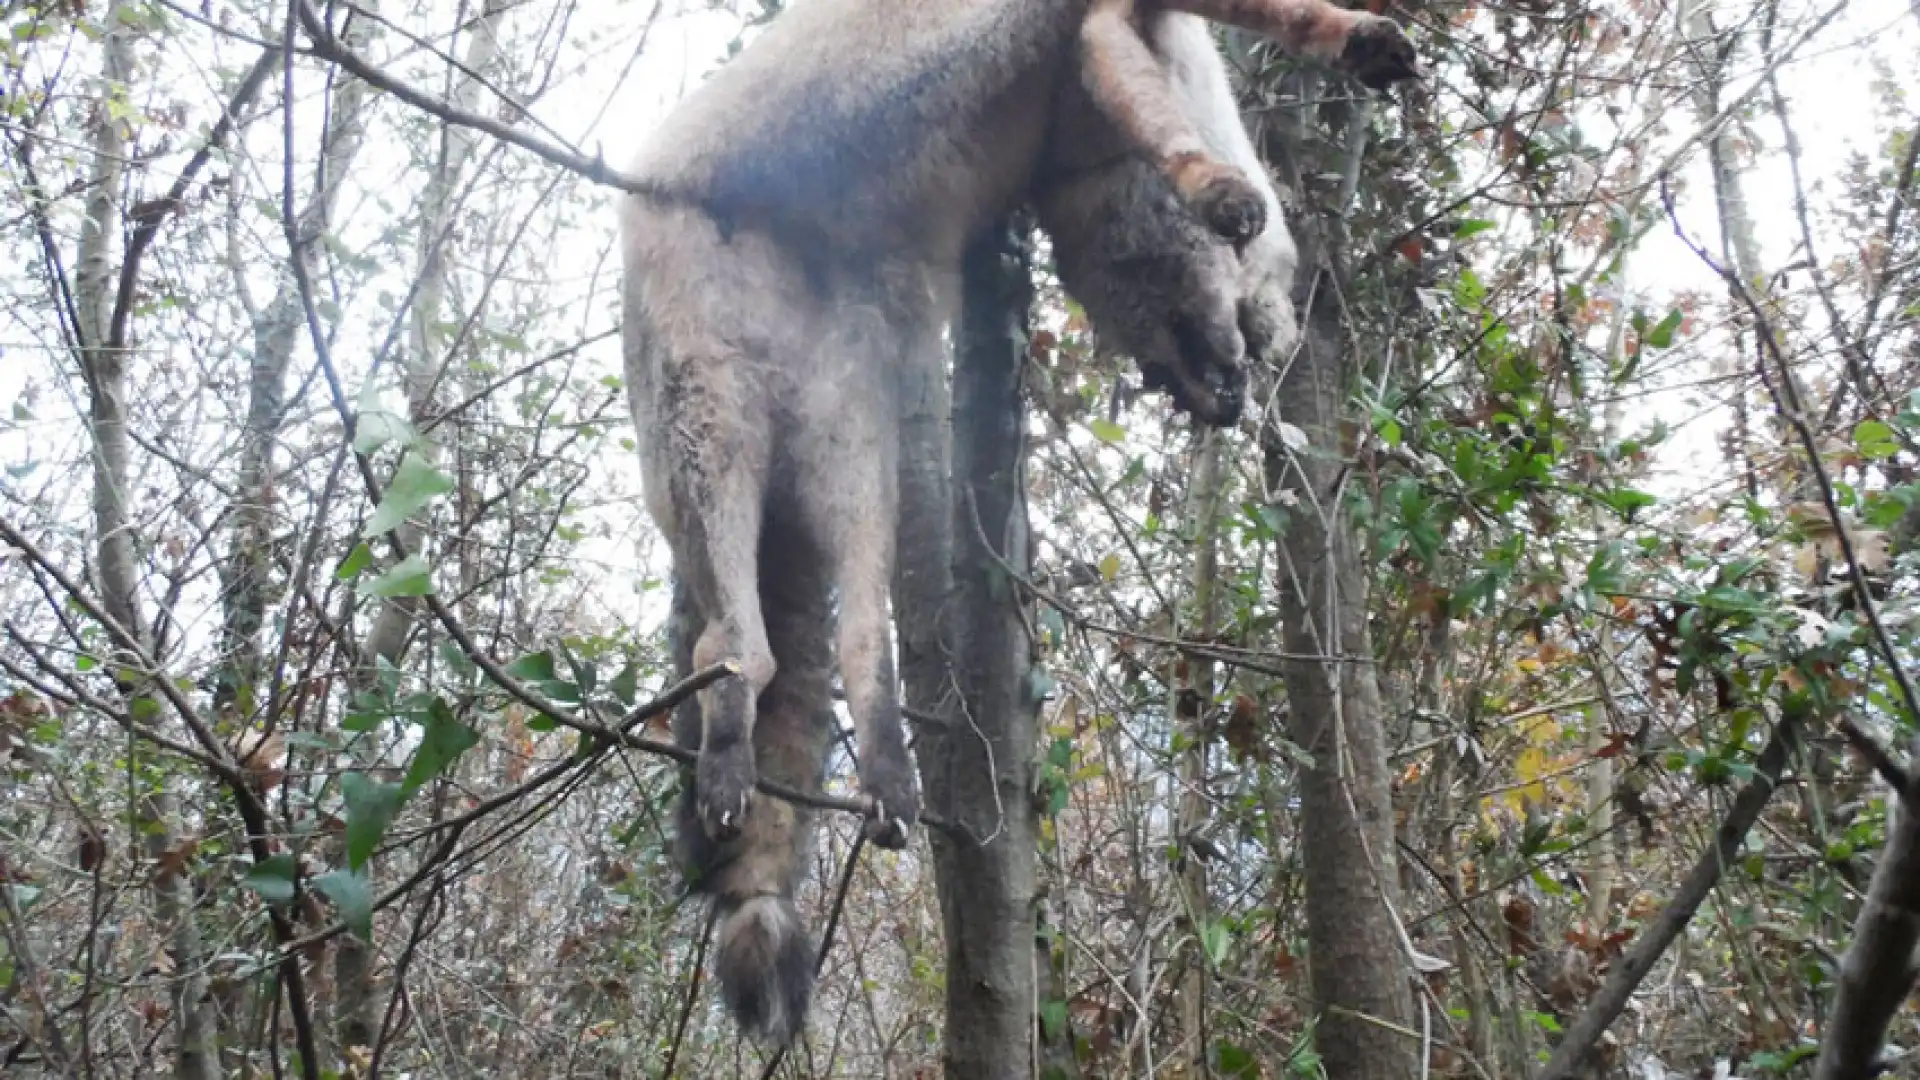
<box><xmin>2</xmin><ymin>0</ymin><xmax>1919</xmax><ymax>1076</ymax></box>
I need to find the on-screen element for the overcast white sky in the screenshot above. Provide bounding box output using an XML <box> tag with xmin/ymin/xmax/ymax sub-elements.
<box><xmin>2</xmin><ymin>0</ymin><xmax>1916</xmax><ymax>597</ymax></box>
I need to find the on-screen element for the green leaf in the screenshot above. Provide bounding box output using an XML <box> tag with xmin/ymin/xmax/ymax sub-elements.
<box><xmin>1214</xmin><ymin>1040</ymin><xmax>1260</xmax><ymax>1078</ymax></box>
<box><xmin>1643</xmin><ymin>308</ymin><xmax>1684</xmax><ymax>349</ymax></box>
<box><xmin>1038</xmin><ymin>999</ymin><xmax>1069</xmax><ymax>1042</ymax></box>
<box><xmin>1201</xmin><ymin>920</ymin><xmax>1230</xmax><ymax>967</ymax></box>
<box><xmin>608</xmin><ymin>661</ymin><xmax>639</xmax><ymax>708</ymax></box>
<box><xmin>341</xmin><ymin>773</ymin><xmax>403</xmax><ymax>871</ymax></box>
<box><xmin>335</xmin><ymin>542</ymin><xmax>373</xmax><ymax>581</ymax></box>
<box><xmin>1453</xmin><ymin>218</ymin><xmax>1496</xmax><ymax>239</ymax></box>
<box><xmin>437</xmin><ymin>640</ymin><xmax>477</xmax><ymax>682</ymax></box>
<box><xmin>1598</xmin><ymin>486</ymin><xmax>1657</xmax><ymax>519</ymax></box>
<box><xmin>352</xmin><ymin>382</ymin><xmax>415</xmax><ymax>454</ymax></box>
<box><xmin>243</xmin><ymin>855</ymin><xmax>299</xmax><ymax>904</ymax></box>
<box><xmin>75</xmin><ymin>654</ymin><xmax>97</xmax><ymax>672</ymax></box>
<box><xmin>1089</xmin><ymin>418</ymin><xmax>1126</xmax><ymax>445</ymax></box>
<box><xmin>363</xmin><ymin>452</ymin><xmax>455</xmax><ymax>537</ymax></box>
<box><xmin>359</xmin><ymin>554</ymin><xmax>434</xmax><ymax>598</ymax></box>
<box><xmin>402</xmin><ymin>698</ymin><xmax>480</xmax><ymax>798</ymax></box>
<box><xmin>311</xmin><ymin>869</ymin><xmax>375</xmax><ymax>942</ymax></box>
<box><xmin>506</xmin><ymin>650</ymin><xmax>556</xmax><ymax>682</ymax></box>
<box><xmin>1855</xmin><ymin>419</ymin><xmax>1899</xmax><ymax>461</ymax></box>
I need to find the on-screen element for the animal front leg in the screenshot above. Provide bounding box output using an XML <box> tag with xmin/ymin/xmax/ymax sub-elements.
<box><xmin>1156</xmin><ymin>0</ymin><xmax>1421</xmax><ymax>89</ymax></box>
<box><xmin>836</xmin><ymin>559</ymin><xmax>919</xmax><ymax>849</ymax></box>
<box><xmin>794</xmin><ymin>380</ymin><xmax>920</xmax><ymax>849</ymax></box>
<box><xmin>1078</xmin><ymin>0</ymin><xmax>1267</xmax><ymax>245</ymax></box>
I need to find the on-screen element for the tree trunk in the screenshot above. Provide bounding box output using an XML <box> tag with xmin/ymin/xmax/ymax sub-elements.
<box><xmin>898</xmin><ymin>221</ymin><xmax>1041</xmax><ymax>1079</ymax></box>
<box><xmin>1173</xmin><ymin>429</ymin><xmax>1222</xmax><ymax>1070</ymax></box>
<box><xmin>73</xmin><ymin>7</ymin><xmax>222</xmax><ymax>1077</ymax></box>
<box><xmin>1255</xmin><ymin>70</ymin><xmax>1418</xmax><ymax>1079</ymax></box>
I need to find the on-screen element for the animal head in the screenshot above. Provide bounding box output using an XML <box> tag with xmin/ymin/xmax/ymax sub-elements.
<box><xmin>1036</xmin><ymin>159</ymin><xmax>1295</xmax><ymax>428</ymax></box>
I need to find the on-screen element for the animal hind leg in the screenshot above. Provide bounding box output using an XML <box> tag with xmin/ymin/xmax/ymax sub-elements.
<box><xmin>667</xmin><ymin>415</ymin><xmax>777</xmax><ymax>844</ymax></box>
<box><xmin>1079</xmin><ymin>0</ymin><xmax>1268</xmax><ymax>246</ymax></box>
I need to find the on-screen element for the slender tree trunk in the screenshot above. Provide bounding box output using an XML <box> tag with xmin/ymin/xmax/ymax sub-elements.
<box><xmin>74</xmin><ymin>6</ymin><xmax>220</xmax><ymax>1076</ymax></box>
<box><xmin>1812</xmin><ymin>739</ymin><xmax>1920</xmax><ymax>1080</ymax></box>
<box><xmin>899</xmin><ymin>222</ymin><xmax>1041</xmax><ymax>1079</ymax></box>
<box><xmin>1254</xmin><ymin>69</ymin><xmax>1418</xmax><ymax>1080</ymax></box>
<box><xmin>1173</xmin><ymin>429</ymin><xmax>1222</xmax><ymax>1070</ymax></box>
<box><xmin>218</xmin><ymin>40</ymin><xmax>371</xmax><ymax>716</ymax></box>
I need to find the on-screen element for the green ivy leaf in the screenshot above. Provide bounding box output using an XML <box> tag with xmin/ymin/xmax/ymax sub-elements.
<box><xmin>359</xmin><ymin>554</ymin><xmax>434</xmax><ymax>598</ymax></box>
<box><xmin>402</xmin><ymin>698</ymin><xmax>480</xmax><ymax>798</ymax></box>
<box><xmin>436</xmin><ymin>640</ymin><xmax>477</xmax><ymax>683</ymax></box>
<box><xmin>341</xmin><ymin>773</ymin><xmax>403</xmax><ymax>871</ymax></box>
<box><xmin>334</xmin><ymin>542</ymin><xmax>373</xmax><ymax>581</ymax></box>
<box><xmin>363</xmin><ymin>452</ymin><xmax>454</xmax><ymax>538</ymax></box>
<box><xmin>243</xmin><ymin>855</ymin><xmax>299</xmax><ymax>904</ymax></box>
<box><xmin>311</xmin><ymin>869</ymin><xmax>375</xmax><ymax>942</ymax></box>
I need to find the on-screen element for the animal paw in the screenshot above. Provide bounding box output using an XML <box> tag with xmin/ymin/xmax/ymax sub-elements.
<box><xmin>1183</xmin><ymin>165</ymin><xmax>1267</xmax><ymax>245</ymax></box>
<box><xmin>696</xmin><ymin>745</ymin><xmax>756</xmax><ymax>842</ymax></box>
<box><xmin>1340</xmin><ymin>16</ymin><xmax>1422</xmax><ymax>90</ymax></box>
<box><xmin>858</xmin><ymin>761</ymin><xmax>920</xmax><ymax>851</ymax></box>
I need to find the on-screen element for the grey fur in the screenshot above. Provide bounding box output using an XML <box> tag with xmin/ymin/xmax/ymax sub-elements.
<box><xmin>625</xmin><ymin>0</ymin><xmax>1414</xmax><ymax>1047</ymax></box>
<box><xmin>713</xmin><ymin>895</ymin><xmax>816</xmax><ymax>1045</ymax></box>
<box><xmin>1034</xmin><ymin>10</ymin><xmax>1300</xmax><ymax>408</ymax></box>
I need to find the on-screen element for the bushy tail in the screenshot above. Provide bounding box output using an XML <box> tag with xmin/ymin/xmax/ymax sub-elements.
<box><xmin>711</xmin><ymin>893</ymin><xmax>815</xmax><ymax>1045</ymax></box>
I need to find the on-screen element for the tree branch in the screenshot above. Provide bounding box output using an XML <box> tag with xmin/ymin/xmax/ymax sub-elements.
<box><xmin>1538</xmin><ymin>718</ymin><xmax>1797</xmax><ymax>1080</ymax></box>
<box><xmin>107</xmin><ymin>45</ymin><xmax>280</xmax><ymax>352</ymax></box>
<box><xmin>292</xmin><ymin>0</ymin><xmax>683</xmax><ymax>199</ymax></box>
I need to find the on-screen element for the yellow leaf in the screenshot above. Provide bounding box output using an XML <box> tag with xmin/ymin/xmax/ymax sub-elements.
<box><xmin>1099</xmin><ymin>553</ymin><xmax>1120</xmax><ymax>581</ymax></box>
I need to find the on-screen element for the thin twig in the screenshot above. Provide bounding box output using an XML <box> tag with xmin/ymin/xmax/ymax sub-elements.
<box><xmin>662</xmin><ymin>908</ymin><xmax>719</xmax><ymax>1079</ymax></box>
<box><xmin>293</xmin><ymin>0</ymin><xmax>684</xmax><ymax>199</ymax></box>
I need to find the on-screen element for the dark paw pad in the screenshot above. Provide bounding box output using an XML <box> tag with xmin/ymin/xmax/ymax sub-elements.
<box><xmin>1341</xmin><ymin>17</ymin><xmax>1422</xmax><ymax>90</ymax></box>
<box><xmin>1192</xmin><ymin>173</ymin><xmax>1267</xmax><ymax>245</ymax></box>
<box><xmin>696</xmin><ymin>747</ymin><xmax>756</xmax><ymax>842</ymax></box>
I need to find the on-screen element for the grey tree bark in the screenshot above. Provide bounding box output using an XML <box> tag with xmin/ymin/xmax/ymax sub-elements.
<box><xmin>895</xmin><ymin>222</ymin><xmax>1041</xmax><ymax>1079</ymax></box>
<box><xmin>1811</xmin><ymin>740</ymin><xmax>1920</xmax><ymax>1080</ymax></box>
<box><xmin>72</xmin><ymin>7</ymin><xmax>221</xmax><ymax>1077</ymax></box>
<box><xmin>1252</xmin><ymin>67</ymin><xmax>1419</xmax><ymax>1080</ymax></box>
<box><xmin>1172</xmin><ymin>429</ymin><xmax>1223</xmax><ymax>1070</ymax></box>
